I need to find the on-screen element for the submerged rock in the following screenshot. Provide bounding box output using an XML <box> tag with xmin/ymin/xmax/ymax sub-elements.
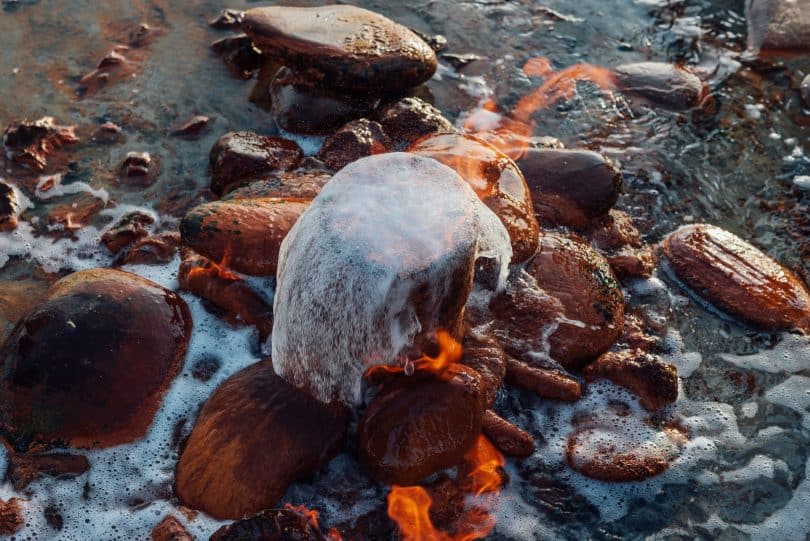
<box><xmin>7</xmin><ymin>450</ymin><xmax>89</xmax><ymax>490</ymax></box>
<box><xmin>0</xmin><ymin>269</ymin><xmax>191</xmax><ymax>449</ymax></box>
<box><xmin>317</xmin><ymin>119</ymin><xmax>391</xmax><ymax>171</ymax></box>
<box><xmin>613</xmin><ymin>62</ymin><xmax>709</xmax><ymax>110</ymax></box>
<box><xmin>119</xmin><ymin>231</ymin><xmax>181</xmax><ymax>265</ymax></box>
<box><xmin>208</xmin><ymin>8</ymin><xmax>244</xmax><ymax>31</ymax></box>
<box><xmin>584</xmin><ymin>350</ymin><xmax>678</xmax><ymax>411</ymax></box>
<box><xmin>3</xmin><ymin>117</ymin><xmax>78</xmax><ymax>172</ymax></box>
<box><xmin>663</xmin><ymin>224</ymin><xmax>810</xmax><ymax>332</ymax></box>
<box><xmin>210</xmin><ymin>34</ymin><xmax>264</xmax><ymax>79</ymax></box>
<box><xmin>270</xmin><ymin>67</ymin><xmax>377</xmax><ymax>134</ymax></box>
<box><xmin>100</xmin><ymin>211</ymin><xmax>154</xmax><ymax>254</ymax></box>
<box><xmin>0</xmin><ymin>499</ymin><xmax>22</xmax><ymax>536</ymax></box>
<box><xmin>170</xmin><ymin>115</ymin><xmax>211</xmax><ymax>138</ymax></box>
<box><xmin>359</xmin><ymin>365</ymin><xmax>483</xmax><ymax>485</ymax></box>
<box><xmin>410</xmin><ymin>133</ymin><xmax>539</xmax><ymax>263</ymax></box>
<box><xmin>747</xmin><ymin>0</ymin><xmax>810</xmax><ymax>54</ymax></box>
<box><xmin>118</xmin><ymin>151</ymin><xmax>160</xmax><ymax>186</ymax></box>
<box><xmin>180</xmin><ymin>197</ymin><xmax>309</xmax><ymax>276</ymax></box>
<box><xmin>378</xmin><ymin>97</ymin><xmax>455</xmax><ymax>148</ymax></box>
<box><xmin>209</xmin><ymin>131</ymin><xmax>302</xmax><ymax>196</ymax></box>
<box><xmin>175</xmin><ymin>360</ymin><xmax>348</xmax><ymax>520</ymax></box>
<box><xmin>516</xmin><ymin>148</ymin><xmax>622</xmax><ymax>229</ymax></box>
<box><xmin>210</xmin><ymin>508</ymin><xmax>328</xmax><ymax>541</ymax></box>
<box><xmin>241</xmin><ymin>5</ymin><xmax>437</xmax><ymax>91</ymax></box>
<box><xmin>0</xmin><ymin>181</ymin><xmax>20</xmax><ymax>231</ymax></box>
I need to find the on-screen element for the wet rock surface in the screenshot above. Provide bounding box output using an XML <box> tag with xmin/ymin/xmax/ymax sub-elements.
<box><xmin>0</xmin><ymin>269</ymin><xmax>191</xmax><ymax>449</ymax></box>
<box><xmin>747</xmin><ymin>0</ymin><xmax>810</xmax><ymax>54</ymax></box>
<box><xmin>119</xmin><ymin>231</ymin><xmax>180</xmax><ymax>265</ymax></box>
<box><xmin>410</xmin><ymin>133</ymin><xmax>539</xmax><ymax>263</ymax></box>
<box><xmin>208</xmin><ymin>8</ymin><xmax>244</xmax><ymax>31</ymax></box>
<box><xmin>317</xmin><ymin>118</ymin><xmax>390</xmax><ymax>171</ymax></box>
<box><xmin>663</xmin><ymin>224</ymin><xmax>810</xmax><ymax>332</ymax></box>
<box><xmin>2</xmin><ymin>117</ymin><xmax>78</xmax><ymax>172</ymax></box>
<box><xmin>359</xmin><ymin>365</ymin><xmax>483</xmax><ymax>485</ymax></box>
<box><xmin>223</xmin><ymin>169</ymin><xmax>332</xmax><ymax>201</ymax></box>
<box><xmin>100</xmin><ymin>210</ymin><xmax>154</xmax><ymax>253</ymax></box>
<box><xmin>210</xmin><ymin>35</ymin><xmax>264</xmax><ymax>79</ymax></box>
<box><xmin>180</xmin><ymin>197</ymin><xmax>309</xmax><ymax>276</ymax></box>
<box><xmin>0</xmin><ymin>498</ymin><xmax>22</xmax><ymax>536</ymax></box>
<box><xmin>175</xmin><ymin>359</ymin><xmax>348</xmax><ymax>520</ymax></box>
<box><xmin>118</xmin><ymin>151</ymin><xmax>160</xmax><ymax>186</ymax></box>
<box><xmin>241</xmin><ymin>5</ymin><xmax>437</xmax><ymax>92</ymax></box>
<box><xmin>210</xmin><ymin>508</ymin><xmax>328</xmax><ymax>541</ymax></box>
<box><xmin>0</xmin><ymin>181</ymin><xmax>19</xmax><ymax>231</ymax></box>
<box><xmin>613</xmin><ymin>62</ymin><xmax>709</xmax><ymax>110</ymax></box>
<box><xmin>584</xmin><ymin>350</ymin><xmax>678</xmax><ymax>411</ymax></box>
<box><xmin>378</xmin><ymin>97</ymin><xmax>455</xmax><ymax>148</ymax></box>
<box><xmin>151</xmin><ymin>515</ymin><xmax>193</xmax><ymax>541</ymax></box>
<box><xmin>209</xmin><ymin>131</ymin><xmax>302</xmax><ymax>196</ymax></box>
<box><xmin>7</xmin><ymin>450</ymin><xmax>89</xmax><ymax>490</ymax></box>
<box><xmin>516</xmin><ymin>148</ymin><xmax>622</xmax><ymax>229</ymax></box>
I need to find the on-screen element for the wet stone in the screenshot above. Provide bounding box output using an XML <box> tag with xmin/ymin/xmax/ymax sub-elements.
<box><xmin>269</xmin><ymin>67</ymin><xmax>377</xmax><ymax>135</ymax></box>
<box><xmin>210</xmin><ymin>508</ymin><xmax>328</xmax><ymax>541</ymax></box>
<box><xmin>0</xmin><ymin>181</ymin><xmax>20</xmax><ymax>231</ymax></box>
<box><xmin>0</xmin><ymin>268</ymin><xmax>192</xmax><ymax>449</ymax></box>
<box><xmin>378</xmin><ymin>97</ymin><xmax>455</xmax><ymax>149</ymax></box>
<box><xmin>516</xmin><ymin>148</ymin><xmax>623</xmax><ymax>229</ymax></box>
<box><xmin>663</xmin><ymin>224</ymin><xmax>810</xmax><ymax>333</ymax></box>
<box><xmin>151</xmin><ymin>515</ymin><xmax>193</xmax><ymax>541</ymax></box>
<box><xmin>208</xmin><ymin>8</ymin><xmax>244</xmax><ymax>31</ymax></box>
<box><xmin>170</xmin><ymin>115</ymin><xmax>210</xmax><ymax>138</ymax></box>
<box><xmin>7</xmin><ymin>451</ymin><xmax>90</xmax><ymax>491</ymax></box>
<box><xmin>583</xmin><ymin>350</ymin><xmax>679</xmax><ymax>411</ymax></box>
<box><xmin>224</xmin><ymin>169</ymin><xmax>332</xmax><ymax>201</ymax></box>
<box><xmin>118</xmin><ymin>151</ymin><xmax>160</xmax><ymax>186</ymax></box>
<box><xmin>747</xmin><ymin>0</ymin><xmax>810</xmax><ymax>54</ymax></box>
<box><xmin>3</xmin><ymin>116</ymin><xmax>78</xmax><ymax>172</ymax></box>
<box><xmin>0</xmin><ymin>498</ymin><xmax>22</xmax><ymax>536</ymax></box>
<box><xmin>613</xmin><ymin>62</ymin><xmax>709</xmax><ymax>111</ymax></box>
<box><xmin>241</xmin><ymin>5</ymin><xmax>437</xmax><ymax>92</ymax></box>
<box><xmin>209</xmin><ymin>131</ymin><xmax>302</xmax><ymax>196</ymax></box>
<box><xmin>210</xmin><ymin>35</ymin><xmax>264</xmax><ymax>79</ymax></box>
<box><xmin>119</xmin><ymin>231</ymin><xmax>181</xmax><ymax>265</ymax></box>
<box><xmin>317</xmin><ymin>119</ymin><xmax>391</xmax><ymax>171</ymax></box>
<box><xmin>92</xmin><ymin>122</ymin><xmax>125</xmax><ymax>144</ymax></box>
<box><xmin>100</xmin><ymin>211</ymin><xmax>154</xmax><ymax>253</ymax></box>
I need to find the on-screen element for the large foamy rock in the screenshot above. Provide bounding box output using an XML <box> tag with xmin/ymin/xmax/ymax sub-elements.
<box><xmin>0</xmin><ymin>269</ymin><xmax>191</xmax><ymax>449</ymax></box>
<box><xmin>241</xmin><ymin>5</ymin><xmax>437</xmax><ymax>92</ymax></box>
<box><xmin>272</xmin><ymin>153</ymin><xmax>512</xmax><ymax>405</ymax></box>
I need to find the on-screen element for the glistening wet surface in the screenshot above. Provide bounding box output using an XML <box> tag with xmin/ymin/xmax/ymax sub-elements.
<box><xmin>0</xmin><ymin>0</ymin><xmax>808</xmax><ymax>539</ymax></box>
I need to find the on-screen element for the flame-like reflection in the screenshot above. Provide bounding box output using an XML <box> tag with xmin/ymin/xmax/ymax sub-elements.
<box><xmin>187</xmin><ymin>242</ymin><xmax>239</xmax><ymax>282</ymax></box>
<box><xmin>283</xmin><ymin>503</ymin><xmax>343</xmax><ymax>540</ymax></box>
<box><xmin>366</xmin><ymin>329</ymin><xmax>462</xmax><ymax>380</ymax></box>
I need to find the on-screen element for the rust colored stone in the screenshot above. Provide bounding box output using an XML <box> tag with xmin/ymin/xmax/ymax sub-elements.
<box><xmin>482</xmin><ymin>409</ymin><xmax>535</xmax><ymax>458</ymax></box>
<box><xmin>504</xmin><ymin>357</ymin><xmax>581</xmax><ymax>402</ymax></box>
<box><xmin>209</xmin><ymin>131</ymin><xmax>302</xmax><ymax>196</ymax></box>
<box><xmin>317</xmin><ymin>119</ymin><xmax>391</xmax><ymax>171</ymax></box>
<box><xmin>584</xmin><ymin>350</ymin><xmax>678</xmax><ymax>411</ymax></box>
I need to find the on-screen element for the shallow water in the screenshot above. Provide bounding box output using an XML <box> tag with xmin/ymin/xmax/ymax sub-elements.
<box><xmin>0</xmin><ymin>0</ymin><xmax>809</xmax><ymax>539</ymax></box>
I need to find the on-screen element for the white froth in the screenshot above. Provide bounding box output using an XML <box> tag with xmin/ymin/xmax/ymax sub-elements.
<box><xmin>34</xmin><ymin>174</ymin><xmax>109</xmax><ymax>205</ymax></box>
<box><xmin>720</xmin><ymin>333</ymin><xmax>810</xmax><ymax>374</ymax></box>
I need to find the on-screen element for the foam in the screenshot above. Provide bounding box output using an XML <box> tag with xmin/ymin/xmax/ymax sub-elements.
<box><xmin>721</xmin><ymin>334</ymin><xmax>810</xmax><ymax>374</ymax></box>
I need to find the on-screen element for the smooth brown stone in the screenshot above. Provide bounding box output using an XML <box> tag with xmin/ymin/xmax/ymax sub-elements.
<box><xmin>482</xmin><ymin>409</ymin><xmax>535</xmax><ymax>458</ymax></box>
<box><xmin>3</xmin><ymin>117</ymin><xmax>78</xmax><ymax>172</ymax></box>
<box><xmin>210</xmin><ymin>35</ymin><xmax>264</xmax><ymax>79</ymax></box>
<box><xmin>209</xmin><ymin>131</ymin><xmax>302</xmax><ymax>196</ymax></box>
<box><xmin>663</xmin><ymin>224</ymin><xmax>810</xmax><ymax>332</ymax></box>
<box><xmin>44</xmin><ymin>193</ymin><xmax>105</xmax><ymax>233</ymax></box>
<box><xmin>171</xmin><ymin>115</ymin><xmax>211</xmax><ymax>138</ymax></box>
<box><xmin>151</xmin><ymin>516</ymin><xmax>193</xmax><ymax>541</ymax></box>
<box><xmin>378</xmin><ymin>97</ymin><xmax>455</xmax><ymax>148</ymax></box>
<box><xmin>241</xmin><ymin>5</ymin><xmax>437</xmax><ymax>91</ymax></box>
<box><xmin>584</xmin><ymin>350</ymin><xmax>678</xmax><ymax>411</ymax></box>
<box><xmin>410</xmin><ymin>133</ymin><xmax>539</xmax><ymax>263</ymax></box>
<box><xmin>747</xmin><ymin>0</ymin><xmax>810</xmax><ymax>54</ymax></box>
<box><xmin>0</xmin><ymin>182</ymin><xmax>19</xmax><ymax>232</ymax></box>
<box><xmin>180</xmin><ymin>198</ymin><xmax>309</xmax><ymax>276</ymax></box>
<box><xmin>589</xmin><ymin>210</ymin><xmax>643</xmax><ymax>252</ymax></box>
<box><xmin>317</xmin><ymin>119</ymin><xmax>391</xmax><ymax>171</ymax></box>
<box><xmin>223</xmin><ymin>169</ymin><xmax>331</xmax><ymax>200</ymax></box>
<box><xmin>461</xmin><ymin>333</ymin><xmax>507</xmax><ymax>409</ymax></box>
<box><xmin>101</xmin><ymin>211</ymin><xmax>154</xmax><ymax>253</ymax></box>
<box><xmin>175</xmin><ymin>360</ymin><xmax>348</xmax><ymax>520</ymax></box>
<box><xmin>270</xmin><ymin>67</ymin><xmax>376</xmax><ymax>135</ymax></box>
<box><xmin>504</xmin><ymin>357</ymin><xmax>581</xmax><ymax>402</ymax></box>
<box><xmin>120</xmin><ymin>231</ymin><xmax>181</xmax><ymax>266</ymax></box>
<box><xmin>613</xmin><ymin>62</ymin><xmax>709</xmax><ymax>111</ymax></box>
<box><xmin>7</xmin><ymin>450</ymin><xmax>89</xmax><ymax>491</ymax></box>
<box><xmin>210</xmin><ymin>508</ymin><xmax>327</xmax><ymax>541</ymax></box>
<box><xmin>516</xmin><ymin>148</ymin><xmax>622</xmax><ymax>229</ymax></box>
<box><xmin>358</xmin><ymin>364</ymin><xmax>483</xmax><ymax>485</ymax></box>
<box><xmin>606</xmin><ymin>247</ymin><xmax>656</xmax><ymax>280</ymax></box>
<box><xmin>0</xmin><ymin>279</ymin><xmax>49</xmax><ymax>345</ymax></box>
<box><xmin>0</xmin><ymin>269</ymin><xmax>191</xmax><ymax>449</ymax></box>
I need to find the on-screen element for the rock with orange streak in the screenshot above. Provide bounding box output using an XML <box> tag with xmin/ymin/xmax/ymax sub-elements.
<box><xmin>663</xmin><ymin>224</ymin><xmax>810</xmax><ymax>332</ymax></box>
<box><xmin>180</xmin><ymin>198</ymin><xmax>309</xmax><ymax>276</ymax></box>
<box><xmin>358</xmin><ymin>364</ymin><xmax>483</xmax><ymax>485</ymax></box>
<box><xmin>224</xmin><ymin>170</ymin><xmax>332</xmax><ymax>201</ymax></box>
<box><xmin>0</xmin><ymin>268</ymin><xmax>191</xmax><ymax>449</ymax></box>
<box><xmin>0</xmin><ymin>498</ymin><xmax>23</xmax><ymax>536</ymax></box>
<box><xmin>210</xmin><ymin>508</ymin><xmax>328</xmax><ymax>541</ymax></box>
<box><xmin>151</xmin><ymin>515</ymin><xmax>193</xmax><ymax>541</ymax></box>
<box><xmin>410</xmin><ymin>133</ymin><xmax>539</xmax><ymax>263</ymax></box>
<box><xmin>175</xmin><ymin>360</ymin><xmax>348</xmax><ymax>520</ymax></box>
<box><xmin>490</xmin><ymin>234</ymin><xmax>624</xmax><ymax>371</ymax></box>
<box><xmin>209</xmin><ymin>131</ymin><xmax>302</xmax><ymax>196</ymax></box>
<box><xmin>584</xmin><ymin>350</ymin><xmax>678</xmax><ymax>411</ymax></box>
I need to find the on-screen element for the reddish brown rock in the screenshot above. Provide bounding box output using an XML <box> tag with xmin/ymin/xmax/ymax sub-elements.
<box><xmin>482</xmin><ymin>409</ymin><xmax>535</xmax><ymax>458</ymax></box>
<box><xmin>663</xmin><ymin>224</ymin><xmax>810</xmax><ymax>332</ymax></box>
<box><xmin>210</xmin><ymin>35</ymin><xmax>264</xmax><ymax>79</ymax></box>
<box><xmin>317</xmin><ymin>119</ymin><xmax>390</xmax><ymax>171</ymax></box>
<box><xmin>7</xmin><ymin>450</ymin><xmax>89</xmax><ymax>490</ymax></box>
<box><xmin>410</xmin><ymin>133</ymin><xmax>539</xmax><ymax>263</ymax></box>
<box><xmin>516</xmin><ymin>148</ymin><xmax>622</xmax><ymax>229</ymax></box>
<box><xmin>613</xmin><ymin>62</ymin><xmax>710</xmax><ymax>111</ymax></box>
<box><xmin>378</xmin><ymin>97</ymin><xmax>455</xmax><ymax>148</ymax></box>
<box><xmin>44</xmin><ymin>192</ymin><xmax>105</xmax><ymax>233</ymax></box>
<box><xmin>460</xmin><ymin>334</ymin><xmax>507</xmax><ymax>408</ymax></box>
<box><xmin>584</xmin><ymin>350</ymin><xmax>678</xmax><ymax>411</ymax></box>
<box><xmin>210</xmin><ymin>508</ymin><xmax>327</xmax><ymax>541</ymax></box>
<box><xmin>747</xmin><ymin>0</ymin><xmax>810</xmax><ymax>55</ymax></box>
<box><xmin>180</xmin><ymin>198</ymin><xmax>309</xmax><ymax>276</ymax></box>
<box><xmin>209</xmin><ymin>131</ymin><xmax>302</xmax><ymax>196</ymax></box>
<box><xmin>0</xmin><ymin>181</ymin><xmax>19</xmax><ymax>232</ymax></box>
<box><xmin>504</xmin><ymin>357</ymin><xmax>582</xmax><ymax>401</ymax></box>
<box><xmin>241</xmin><ymin>5</ymin><xmax>437</xmax><ymax>91</ymax></box>
<box><xmin>589</xmin><ymin>210</ymin><xmax>642</xmax><ymax>251</ymax></box>
<box><xmin>0</xmin><ymin>498</ymin><xmax>23</xmax><ymax>536</ymax></box>
<box><xmin>0</xmin><ymin>269</ymin><xmax>191</xmax><ymax>449</ymax></box>
<box><xmin>358</xmin><ymin>365</ymin><xmax>483</xmax><ymax>485</ymax></box>
<box><xmin>209</xmin><ymin>9</ymin><xmax>244</xmax><ymax>31</ymax></box>
<box><xmin>120</xmin><ymin>231</ymin><xmax>181</xmax><ymax>265</ymax></box>
<box><xmin>78</xmin><ymin>46</ymin><xmax>136</xmax><ymax>93</ymax></box>
<box><xmin>270</xmin><ymin>67</ymin><xmax>377</xmax><ymax>135</ymax></box>
<box><xmin>224</xmin><ymin>169</ymin><xmax>331</xmax><ymax>200</ymax></box>
<box><xmin>151</xmin><ymin>515</ymin><xmax>193</xmax><ymax>541</ymax></box>
<box><xmin>171</xmin><ymin>115</ymin><xmax>211</xmax><ymax>138</ymax></box>
<box><xmin>101</xmin><ymin>211</ymin><xmax>154</xmax><ymax>253</ymax></box>
<box><xmin>119</xmin><ymin>151</ymin><xmax>160</xmax><ymax>186</ymax></box>
<box><xmin>3</xmin><ymin>117</ymin><xmax>78</xmax><ymax>172</ymax></box>
<box><xmin>0</xmin><ymin>279</ymin><xmax>50</xmax><ymax>345</ymax></box>
<box><xmin>175</xmin><ymin>360</ymin><xmax>348</xmax><ymax>520</ymax></box>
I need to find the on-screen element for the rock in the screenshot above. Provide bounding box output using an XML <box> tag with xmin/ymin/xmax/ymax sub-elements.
<box><xmin>7</xmin><ymin>450</ymin><xmax>89</xmax><ymax>490</ymax></box>
<box><xmin>567</xmin><ymin>414</ymin><xmax>687</xmax><ymax>482</ymax></box>
<box><xmin>180</xmin><ymin>198</ymin><xmax>309</xmax><ymax>276</ymax></box>
<box><xmin>613</xmin><ymin>62</ymin><xmax>709</xmax><ymax>111</ymax></box>
<box><xmin>378</xmin><ymin>97</ymin><xmax>455</xmax><ymax>148</ymax></box>
<box><xmin>664</xmin><ymin>224</ymin><xmax>810</xmax><ymax>332</ymax></box>
<box><xmin>175</xmin><ymin>360</ymin><xmax>348</xmax><ymax>520</ymax></box>
<box><xmin>118</xmin><ymin>151</ymin><xmax>160</xmax><ymax>186</ymax></box>
<box><xmin>516</xmin><ymin>148</ymin><xmax>623</xmax><ymax>229</ymax></box>
<box><xmin>171</xmin><ymin>115</ymin><xmax>210</xmax><ymax>138</ymax></box>
<box><xmin>224</xmin><ymin>169</ymin><xmax>332</xmax><ymax>201</ymax></box>
<box><xmin>269</xmin><ymin>67</ymin><xmax>377</xmax><ymax>135</ymax></box>
<box><xmin>242</xmin><ymin>5</ymin><xmax>437</xmax><ymax>91</ymax></box>
<box><xmin>605</xmin><ymin>248</ymin><xmax>656</xmax><ymax>280</ymax></box>
<box><xmin>747</xmin><ymin>0</ymin><xmax>810</xmax><ymax>54</ymax></box>
<box><xmin>209</xmin><ymin>131</ymin><xmax>302</xmax><ymax>196</ymax></box>
<box><xmin>460</xmin><ymin>334</ymin><xmax>506</xmax><ymax>409</ymax></box>
<box><xmin>441</xmin><ymin>53</ymin><xmax>482</xmax><ymax>71</ymax></box>
<box><xmin>210</xmin><ymin>35</ymin><xmax>264</xmax><ymax>79</ymax></box>
<box><xmin>209</xmin><ymin>8</ymin><xmax>244</xmax><ymax>31</ymax></box>
<box><xmin>504</xmin><ymin>357</ymin><xmax>582</xmax><ymax>401</ymax></box>
<box><xmin>588</xmin><ymin>210</ymin><xmax>656</xmax><ymax>280</ymax></box>
<box><xmin>358</xmin><ymin>365</ymin><xmax>483</xmax><ymax>485</ymax></box>
<box><xmin>801</xmin><ymin>74</ymin><xmax>810</xmax><ymax>108</ymax></box>
<box><xmin>0</xmin><ymin>269</ymin><xmax>191</xmax><ymax>448</ymax></box>
<box><xmin>93</xmin><ymin>121</ymin><xmax>126</xmax><ymax>145</ymax></box>
<box><xmin>0</xmin><ymin>498</ymin><xmax>22</xmax><ymax>536</ymax></box>
<box><xmin>317</xmin><ymin>119</ymin><xmax>391</xmax><ymax>171</ymax></box>
<box><xmin>481</xmin><ymin>409</ymin><xmax>535</xmax><ymax>458</ymax></box>
<box><xmin>0</xmin><ymin>279</ymin><xmax>49</xmax><ymax>345</ymax></box>
<box><xmin>3</xmin><ymin>117</ymin><xmax>78</xmax><ymax>172</ymax></box>
<box><xmin>410</xmin><ymin>133</ymin><xmax>539</xmax><ymax>263</ymax></box>
<box><xmin>584</xmin><ymin>350</ymin><xmax>678</xmax><ymax>411</ymax></box>
<box><xmin>210</xmin><ymin>508</ymin><xmax>328</xmax><ymax>541</ymax></box>
<box><xmin>151</xmin><ymin>515</ymin><xmax>193</xmax><ymax>541</ymax></box>
<box><xmin>44</xmin><ymin>192</ymin><xmax>105</xmax><ymax>233</ymax></box>
<box><xmin>0</xmin><ymin>181</ymin><xmax>19</xmax><ymax>231</ymax></box>
<box><xmin>100</xmin><ymin>211</ymin><xmax>154</xmax><ymax>253</ymax></box>
<box><xmin>120</xmin><ymin>231</ymin><xmax>181</xmax><ymax>265</ymax></box>
<box><xmin>272</xmin><ymin>153</ymin><xmax>512</xmax><ymax>405</ymax></box>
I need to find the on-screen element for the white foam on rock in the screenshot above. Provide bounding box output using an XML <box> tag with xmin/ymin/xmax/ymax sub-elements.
<box><xmin>721</xmin><ymin>333</ymin><xmax>810</xmax><ymax>374</ymax></box>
